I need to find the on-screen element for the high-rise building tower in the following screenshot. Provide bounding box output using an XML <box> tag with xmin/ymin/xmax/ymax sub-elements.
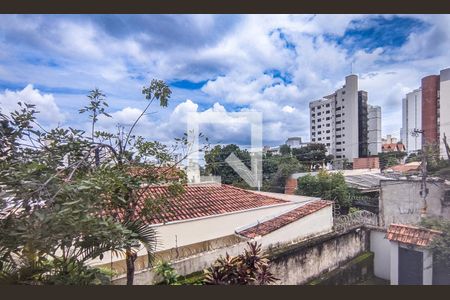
<box><xmin>401</xmin><ymin>88</ymin><xmax>422</xmax><ymax>153</ymax></box>
<box><xmin>309</xmin><ymin>75</ymin><xmax>381</xmax><ymax>164</ymax></box>
<box><xmin>417</xmin><ymin>68</ymin><xmax>450</xmax><ymax>159</ymax></box>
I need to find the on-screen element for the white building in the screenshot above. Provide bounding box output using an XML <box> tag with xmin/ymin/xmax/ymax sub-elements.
<box><xmin>401</xmin><ymin>88</ymin><xmax>422</xmax><ymax>154</ymax></box>
<box><xmin>309</xmin><ymin>74</ymin><xmax>381</xmax><ymax>162</ymax></box>
<box><xmin>368</xmin><ymin>105</ymin><xmax>382</xmax><ymax>156</ymax></box>
<box><xmin>88</xmin><ymin>184</ymin><xmax>334</xmax><ymax>281</ymax></box>
<box><xmin>439</xmin><ymin>68</ymin><xmax>450</xmax><ymax>159</ymax></box>
<box><xmin>285</xmin><ymin>137</ymin><xmax>308</xmax><ymax>149</ymax></box>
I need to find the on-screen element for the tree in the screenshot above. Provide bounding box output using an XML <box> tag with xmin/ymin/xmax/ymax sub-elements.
<box><xmin>0</xmin><ymin>79</ymin><xmax>186</xmax><ymax>285</ymax></box>
<box><xmin>203</xmin><ymin>242</ymin><xmax>278</xmax><ymax>285</ymax></box>
<box><xmin>292</xmin><ymin>143</ymin><xmax>333</xmax><ymax>170</ymax></box>
<box><xmin>262</xmin><ymin>155</ymin><xmax>305</xmax><ymax>193</ymax></box>
<box><xmin>296</xmin><ymin>170</ymin><xmax>353</xmax><ymax>210</ymax></box>
<box><xmin>279</xmin><ymin>144</ymin><xmax>291</xmax><ymax>156</ymax></box>
<box><xmin>204</xmin><ymin>144</ymin><xmax>251</xmax><ymax>186</ymax></box>
<box><xmin>378</xmin><ymin>151</ymin><xmax>407</xmax><ymax>170</ymax></box>
<box><xmin>420</xmin><ymin>217</ymin><xmax>450</xmax><ymax>282</ymax></box>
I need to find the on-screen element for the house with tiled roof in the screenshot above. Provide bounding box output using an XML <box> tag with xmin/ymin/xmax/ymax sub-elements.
<box><xmin>385</xmin><ymin>224</ymin><xmax>444</xmax><ymax>285</ymax></box>
<box><xmin>89</xmin><ymin>183</ymin><xmax>334</xmax><ymax>278</ymax></box>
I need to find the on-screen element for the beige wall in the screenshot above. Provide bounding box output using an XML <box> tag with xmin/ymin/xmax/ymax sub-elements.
<box><xmin>87</xmin><ymin>202</ymin><xmax>296</xmax><ymax>266</ymax></box>
<box><xmin>111</xmin><ymin>205</ymin><xmax>334</xmax><ymax>284</ymax></box>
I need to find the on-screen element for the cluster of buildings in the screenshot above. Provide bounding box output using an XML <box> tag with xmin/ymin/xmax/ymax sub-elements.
<box><xmin>302</xmin><ymin>68</ymin><xmax>449</xmax><ymax>170</ymax></box>
<box><xmin>401</xmin><ymin>68</ymin><xmax>450</xmax><ymax>158</ymax></box>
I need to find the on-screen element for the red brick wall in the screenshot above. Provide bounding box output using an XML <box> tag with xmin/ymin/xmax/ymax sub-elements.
<box><xmin>284</xmin><ymin>177</ymin><xmax>298</xmax><ymax>195</ymax></box>
<box><xmin>352</xmin><ymin>157</ymin><xmax>379</xmax><ymax>169</ymax></box>
<box><xmin>421</xmin><ymin>75</ymin><xmax>439</xmax><ymax>145</ymax></box>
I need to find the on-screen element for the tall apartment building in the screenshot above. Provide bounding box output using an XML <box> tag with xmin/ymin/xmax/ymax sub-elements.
<box><xmin>419</xmin><ymin>68</ymin><xmax>450</xmax><ymax>159</ymax></box>
<box><xmin>401</xmin><ymin>88</ymin><xmax>422</xmax><ymax>153</ymax></box>
<box><xmin>309</xmin><ymin>74</ymin><xmax>381</xmax><ymax>162</ymax></box>
<box><xmin>368</xmin><ymin>105</ymin><xmax>382</xmax><ymax>155</ymax></box>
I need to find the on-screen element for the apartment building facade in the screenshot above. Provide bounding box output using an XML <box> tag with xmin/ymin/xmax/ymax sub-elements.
<box><xmin>410</xmin><ymin>68</ymin><xmax>450</xmax><ymax>159</ymax></box>
<box><xmin>309</xmin><ymin>74</ymin><xmax>381</xmax><ymax>163</ymax></box>
<box><xmin>401</xmin><ymin>88</ymin><xmax>422</xmax><ymax>153</ymax></box>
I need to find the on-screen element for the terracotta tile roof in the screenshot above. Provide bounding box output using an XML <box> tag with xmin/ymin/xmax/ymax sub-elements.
<box><xmin>382</xmin><ymin>143</ymin><xmax>406</xmax><ymax>152</ymax></box>
<box><xmin>386</xmin><ymin>224</ymin><xmax>442</xmax><ymax>247</ymax></box>
<box><xmin>389</xmin><ymin>162</ymin><xmax>421</xmax><ymax>173</ymax></box>
<box><xmin>236</xmin><ymin>200</ymin><xmax>332</xmax><ymax>238</ymax></box>
<box><xmin>113</xmin><ymin>184</ymin><xmax>289</xmax><ymax>225</ymax></box>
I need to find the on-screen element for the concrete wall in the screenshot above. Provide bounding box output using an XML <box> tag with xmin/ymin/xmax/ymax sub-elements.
<box><xmin>379</xmin><ymin>179</ymin><xmax>450</xmax><ymax>228</ymax></box>
<box><xmin>269</xmin><ymin>228</ymin><xmax>370</xmax><ymax>285</ymax></box>
<box><xmin>370</xmin><ymin>230</ymin><xmax>390</xmax><ymax>280</ymax></box>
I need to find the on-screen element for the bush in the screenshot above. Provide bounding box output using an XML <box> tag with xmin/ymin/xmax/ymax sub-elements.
<box><xmin>203</xmin><ymin>242</ymin><xmax>278</xmax><ymax>285</ymax></box>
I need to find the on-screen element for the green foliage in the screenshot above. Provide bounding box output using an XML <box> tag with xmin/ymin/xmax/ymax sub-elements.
<box><xmin>203</xmin><ymin>242</ymin><xmax>278</xmax><ymax>285</ymax></box>
<box><xmin>296</xmin><ymin>170</ymin><xmax>353</xmax><ymax>209</ymax></box>
<box><xmin>279</xmin><ymin>144</ymin><xmax>291</xmax><ymax>156</ymax></box>
<box><xmin>262</xmin><ymin>155</ymin><xmax>304</xmax><ymax>193</ymax></box>
<box><xmin>378</xmin><ymin>151</ymin><xmax>407</xmax><ymax>170</ymax></box>
<box><xmin>204</xmin><ymin>144</ymin><xmax>251</xmax><ymax>185</ymax></box>
<box><xmin>155</xmin><ymin>261</ymin><xmax>180</xmax><ymax>285</ymax></box>
<box><xmin>0</xmin><ymin>79</ymin><xmax>185</xmax><ymax>285</ymax></box>
<box><xmin>292</xmin><ymin>143</ymin><xmax>333</xmax><ymax>170</ymax></box>
<box><xmin>420</xmin><ymin>217</ymin><xmax>450</xmax><ymax>269</ymax></box>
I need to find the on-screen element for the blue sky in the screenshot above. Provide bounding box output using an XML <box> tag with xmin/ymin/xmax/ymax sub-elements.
<box><xmin>0</xmin><ymin>14</ymin><xmax>449</xmax><ymax>147</ymax></box>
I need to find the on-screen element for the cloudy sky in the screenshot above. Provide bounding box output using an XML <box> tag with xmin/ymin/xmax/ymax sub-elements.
<box><xmin>0</xmin><ymin>14</ymin><xmax>449</xmax><ymax>148</ymax></box>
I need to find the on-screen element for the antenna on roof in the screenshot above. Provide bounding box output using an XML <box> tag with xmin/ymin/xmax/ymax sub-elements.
<box><xmin>351</xmin><ymin>62</ymin><xmax>354</xmax><ymax>75</ymax></box>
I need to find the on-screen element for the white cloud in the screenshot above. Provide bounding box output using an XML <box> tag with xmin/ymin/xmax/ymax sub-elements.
<box><xmin>282</xmin><ymin>105</ymin><xmax>295</xmax><ymax>113</ymax></box>
<box><xmin>0</xmin><ymin>84</ymin><xmax>64</xmax><ymax>125</ymax></box>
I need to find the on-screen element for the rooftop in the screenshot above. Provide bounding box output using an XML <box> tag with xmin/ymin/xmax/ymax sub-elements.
<box><xmin>115</xmin><ymin>184</ymin><xmax>290</xmax><ymax>225</ymax></box>
<box><xmin>386</xmin><ymin>224</ymin><xmax>442</xmax><ymax>247</ymax></box>
<box><xmin>236</xmin><ymin>200</ymin><xmax>332</xmax><ymax>238</ymax></box>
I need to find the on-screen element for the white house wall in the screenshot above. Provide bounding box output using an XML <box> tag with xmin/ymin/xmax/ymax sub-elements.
<box><xmin>88</xmin><ymin>202</ymin><xmax>297</xmax><ymax>266</ymax></box>
<box><xmin>370</xmin><ymin>230</ymin><xmax>390</xmax><ymax>280</ymax></box>
<box><xmin>258</xmin><ymin>205</ymin><xmax>333</xmax><ymax>247</ymax></box>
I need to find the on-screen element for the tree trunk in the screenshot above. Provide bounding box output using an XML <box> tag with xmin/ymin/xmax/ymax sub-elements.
<box><xmin>125</xmin><ymin>249</ymin><xmax>137</xmax><ymax>285</ymax></box>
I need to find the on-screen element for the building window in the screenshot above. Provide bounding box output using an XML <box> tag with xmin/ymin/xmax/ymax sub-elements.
<box><xmin>318</xmin><ymin>118</ymin><xmax>321</xmax><ymax>122</ymax></box>
<box><xmin>336</xmin><ymin>135</ymin><xmax>341</xmax><ymax>138</ymax></box>
<box><xmin>326</xmin><ymin>136</ymin><xmax>330</xmax><ymax>140</ymax></box>
<box><xmin>336</xmin><ymin>121</ymin><xmax>341</xmax><ymax>124</ymax></box>
<box><xmin>311</xmin><ymin>113</ymin><xmax>315</xmax><ymax>117</ymax></box>
<box><xmin>312</xmin><ymin>138</ymin><xmax>315</xmax><ymax>142</ymax></box>
<box><xmin>337</xmin><ymin>142</ymin><xmax>341</xmax><ymax>145</ymax></box>
<box><xmin>336</xmin><ymin>148</ymin><xmax>341</xmax><ymax>152</ymax></box>
<box><xmin>326</xmin><ymin>110</ymin><xmax>330</xmax><ymax>114</ymax></box>
<box><xmin>318</xmin><ymin>131</ymin><xmax>321</xmax><ymax>134</ymax></box>
<box><xmin>318</xmin><ymin>138</ymin><xmax>322</xmax><ymax>141</ymax></box>
<box><xmin>312</xmin><ymin>126</ymin><xmax>315</xmax><ymax>129</ymax></box>
<box><xmin>326</xmin><ymin>103</ymin><xmax>330</xmax><ymax>107</ymax></box>
<box><xmin>318</xmin><ymin>125</ymin><xmax>322</xmax><ymax>128</ymax></box>
<box><xmin>317</xmin><ymin>112</ymin><xmax>321</xmax><ymax>116</ymax></box>
<box><xmin>336</xmin><ymin>155</ymin><xmax>342</xmax><ymax>158</ymax></box>
<box><xmin>326</xmin><ymin>143</ymin><xmax>330</xmax><ymax>146</ymax></box>
<box><xmin>336</xmin><ymin>107</ymin><xmax>341</xmax><ymax>111</ymax></box>
<box><xmin>336</xmin><ymin>114</ymin><xmax>341</xmax><ymax>117</ymax></box>
<box><xmin>326</xmin><ymin>123</ymin><xmax>330</xmax><ymax>127</ymax></box>
<box><xmin>326</xmin><ymin>130</ymin><xmax>330</xmax><ymax>133</ymax></box>
<box><xmin>342</xmin><ymin>91</ymin><xmax>345</xmax><ymax>95</ymax></box>
<box><xmin>336</xmin><ymin>128</ymin><xmax>341</xmax><ymax>131</ymax></box>
<box><xmin>326</xmin><ymin>117</ymin><xmax>330</xmax><ymax>120</ymax></box>
<box><xmin>342</xmin><ymin>99</ymin><xmax>344</xmax><ymax>101</ymax></box>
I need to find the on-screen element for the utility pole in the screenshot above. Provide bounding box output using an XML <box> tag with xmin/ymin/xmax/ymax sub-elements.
<box><xmin>412</xmin><ymin>128</ymin><xmax>428</xmax><ymax>216</ymax></box>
